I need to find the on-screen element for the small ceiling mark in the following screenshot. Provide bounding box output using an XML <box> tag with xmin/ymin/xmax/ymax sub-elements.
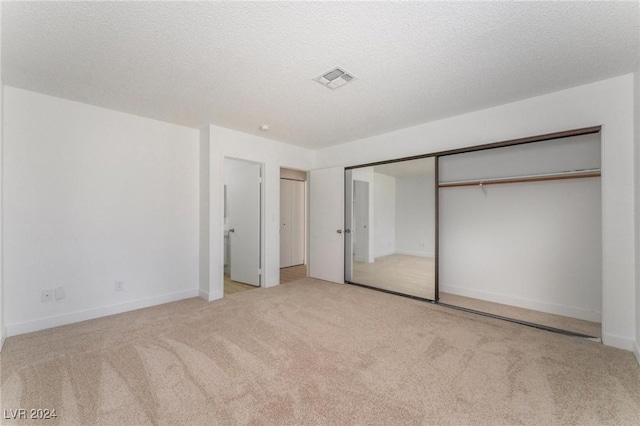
<box><xmin>314</xmin><ymin>67</ymin><xmax>356</xmax><ymax>90</ymax></box>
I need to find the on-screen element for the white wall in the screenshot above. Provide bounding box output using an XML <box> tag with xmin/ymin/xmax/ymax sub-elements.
<box><xmin>0</xmin><ymin>2</ymin><xmax>5</xmax><ymax>350</ymax></box>
<box><xmin>440</xmin><ymin>179</ymin><xmax>601</xmax><ymax>321</ymax></box>
<box><xmin>199</xmin><ymin>125</ymin><xmax>314</xmax><ymax>301</ymax></box>
<box><xmin>0</xmin><ymin>81</ymin><xmax>4</xmax><ymax>349</ymax></box>
<box><xmin>634</xmin><ymin>67</ymin><xmax>640</xmax><ymax>365</ymax></box>
<box><xmin>373</xmin><ymin>173</ymin><xmax>396</xmax><ymax>257</ymax></box>
<box><xmin>439</xmin><ymin>134</ymin><xmax>601</xmax><ymax>183</ymax></box>
<box><xmin>199</xmin><ymin>126</ymin><xmax>211</xmax><ymax>299</ymax></box>
<box><xmin>395</xmin><ymin>174</ymin><xmax>436</xmax><ymax>257</ymax></box>
<box><xmin>315</xmin><ymin>74</ymin><xmax>636</xmax><ymax>350</ymax></box>
<box><xmin>3</xmin><ymin>87</ymin><xmax>200</xmax><ymax>336</ymax></box>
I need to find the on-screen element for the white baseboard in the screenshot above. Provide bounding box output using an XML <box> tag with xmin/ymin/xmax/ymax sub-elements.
<box><xmin>601</xmin><ymin>333</ymin><xmax>635</xmax><ymax>351</ymax></box>
<box><xmin>7</xmin><ymin>289</ymin><xmax>199</xmax><ymax>337</ymax></box>
<box><xmin>374</xmin><ymin>249</ymin><xmax>396</xmax><ymax>258</ymax></box>
<box><xmin>633</xmin><ymin>342</ymin><xmax>640</xmax><ymax>366</ymax></box>
<box><xmin>440</xmin><ymin>283</ymin><xmax>601</xmax><ymax>323</ymax></box>
<box><xmin>199</xmin><ymin>288</ymin><xmax>209</xmax><ymax>300</ymax></box>
<box><xmin>395</xmin><ymin>250</ymin><xmax>435</xmax><ymax>258</ymax></box>
<box><xmin>0</xmin><ymin>326</ymin><xmax>6</xmax><ymax>352</ymax></box>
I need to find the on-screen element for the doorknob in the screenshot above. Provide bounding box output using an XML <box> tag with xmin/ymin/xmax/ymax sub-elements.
<box><xmin>229</xmin><ymin>229</ymin><xmax>235</xmax><ymax>233</ymax></box>
<box><xmin>336</xmin><ymin>229</ymin><xmax>342</xmax><ymax>234</ymax></box>
<box><xmin>345</xmin><ymin>229</ymin><xmax>351</xmax><ymax>233</ymax></box>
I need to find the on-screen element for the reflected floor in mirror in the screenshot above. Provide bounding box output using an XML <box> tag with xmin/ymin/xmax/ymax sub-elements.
<box><xmin>438</xmin><ymin>292</ymin><xmax>601</xmax><ymax>338</ymax></box>
<box><xmin>352</xmin><ymin>254</ymin><xmax>435</xmax><ymax>299</ymax></box>
<box><xmin>225</xmin><ymin>265</ymin><xmax>307</xmax><ymax>297</ymax></box>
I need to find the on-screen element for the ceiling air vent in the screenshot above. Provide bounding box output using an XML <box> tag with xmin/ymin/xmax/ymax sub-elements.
<box><xmin>314</xmin><ymin>67</ymin><xmax>356</xmax><ymax>89</ymax></box>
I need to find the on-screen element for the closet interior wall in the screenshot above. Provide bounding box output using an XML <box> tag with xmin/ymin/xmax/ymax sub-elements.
<box><xmin>438</xmin><ymin>133</ymin><xmax>602</xmax><ymax>323</ymax></box>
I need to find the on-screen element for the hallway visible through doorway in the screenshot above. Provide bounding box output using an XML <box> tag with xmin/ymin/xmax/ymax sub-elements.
<box><xmin>224</xmin><ymin>273</ymin><xmax>257</xmax><ymax>296</ymax></box>
<box><xmin>280</xmin><ymin>265</ymin><xmax>306</xmax><ymax>284</ymax></box>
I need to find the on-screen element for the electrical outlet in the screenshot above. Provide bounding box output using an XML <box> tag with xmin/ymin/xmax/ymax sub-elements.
<box><xmin>41</xmin><ymin>289</ymin><xmax>53</xmax><ymax>302</ymax></box>
<box><xmin>115</xmin><ymin>281</ymin><xmax>124</xmax><ymax>292</ymax></box>
<box><xmin>55</xmin><ymin>287</ymin><xmax>65</xmax><ymax>301</ymax></box>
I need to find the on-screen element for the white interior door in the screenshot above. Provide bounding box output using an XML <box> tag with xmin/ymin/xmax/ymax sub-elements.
<box><xmin>280</xmin><ymin>179</ymin><xmax>292</xmax><ymax>268</ymax></box>
<box><xmin>290</xmin><ymin>180</ymin><xmax>305</xmax><ymax>266</ymax></box>
<box><xmin>353</xmin><ymin>180</ymin><xmax>370</xmax><ymax>263</ymax></box>
<box><xmin>309</xmin><ymin>167</ymin><xmax>345</xmax><ymax>283</ymax></box>
<box><xmin>226</xmin><ymin>159</ymin><xmax>261</xmax><ymax>286</ymax></box>
<box><xmin>281</xmin><ymin>179</ymin><xmax>307</xmax><ymax>268</ymax></box>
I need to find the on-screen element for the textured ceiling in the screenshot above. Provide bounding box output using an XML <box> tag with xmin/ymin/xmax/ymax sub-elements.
<box><xmin>2</xmin><ymin>2</ymin><xmax>639</xmax><ymax>149</ymax></box>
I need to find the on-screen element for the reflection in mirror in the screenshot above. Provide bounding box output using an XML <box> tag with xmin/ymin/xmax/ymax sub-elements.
<box><xmin>345</xmin><ymin>157</ymin><xmax>436</xmax><ymax>300</ymax></box>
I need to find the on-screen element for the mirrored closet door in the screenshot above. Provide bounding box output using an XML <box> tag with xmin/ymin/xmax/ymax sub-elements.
<box><xmin>345</xmin><ymin>157</ymin><xmax>437</xmax><ymax>300</ymax></box>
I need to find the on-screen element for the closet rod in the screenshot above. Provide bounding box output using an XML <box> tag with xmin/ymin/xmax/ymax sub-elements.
<box><xmin>439</xmin><ymin>169</ymin><xmax>601</xmax><ymax>188</ymax></box>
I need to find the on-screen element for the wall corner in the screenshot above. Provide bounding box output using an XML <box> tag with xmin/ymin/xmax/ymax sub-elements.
<box><xmin>0</xmin><ymin>2</ymin><xmax>5</xmax><ymax>353</ymax></box>
<box><xmin>199</xmin><ymin>126</ymin><xmax>211</xmax><ymax>297</ymax></box>
<box><xmin>634</xmin><ymin>66</ymin><xmax>640</xmax><ymax>361</ymax></box>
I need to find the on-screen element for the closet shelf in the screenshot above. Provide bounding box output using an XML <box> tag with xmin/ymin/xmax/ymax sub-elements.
<box><xmin>438</xmin><ymin>168</ymin><xmax>601</xmax><ymax>188</ymax></box>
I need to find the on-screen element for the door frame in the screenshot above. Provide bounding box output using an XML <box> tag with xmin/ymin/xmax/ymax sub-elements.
<box><xmin>279</xmin><ymin>176</ymin><xmax>307</xmax><ymax>268</ymax></box>
<box><xmin>279</xmin><ymin>167</ymin><xmax>310</xmax><ymax>282</ymax></box>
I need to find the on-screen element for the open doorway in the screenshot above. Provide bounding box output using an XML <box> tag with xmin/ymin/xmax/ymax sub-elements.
<box><xmin>224</xmin><ymin>158</ymin><xmax>263</xmax><ymax>296</ymax></box>
<box><xmin>280</xmin><ymin>168</ymin><xmax>308</xmax><ymax>283</ymax></box>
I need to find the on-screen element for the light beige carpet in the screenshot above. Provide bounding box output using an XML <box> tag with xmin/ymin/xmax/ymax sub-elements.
<box><xmin>1</xmin><ymin>278</ymin><xmax>639</xmax><ymax>425</ymax></box>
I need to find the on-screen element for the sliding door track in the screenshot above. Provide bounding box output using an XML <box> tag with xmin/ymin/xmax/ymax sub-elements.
<box><xmin>435</xmin><ymin>301</ymin><xmax>599</xmax><ymax>340</ymax></box>
<box><xmin>345</xmin><ymin>281</ymin><xmax>434</xmax><ymax>303</ymax></box>
<box><xmin>345</xmin><ymin>281</ymin><xmax>599</xmax><ymax>340</ymax></box>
